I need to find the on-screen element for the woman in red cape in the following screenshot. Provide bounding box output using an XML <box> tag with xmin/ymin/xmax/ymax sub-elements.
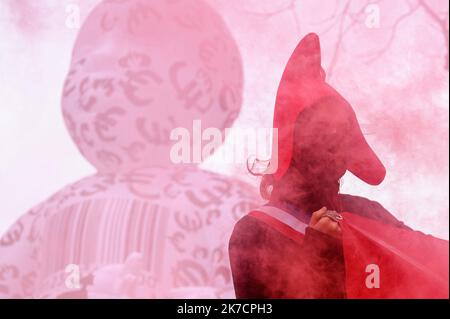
<box><xmin>228</xmin><ymin>33</ymin><xmax>449</xmax><ymax>299</ymax></box>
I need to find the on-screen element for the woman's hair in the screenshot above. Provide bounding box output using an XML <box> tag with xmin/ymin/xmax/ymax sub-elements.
<box><xmin>246</xmin><ymin>156</ymin><xmax>274</xmax><ymax>200</ymax></box>
<box><xmin>259</xmin><ymin>174</ymin><xmax>275</xmax><ymax>200</ymax></box>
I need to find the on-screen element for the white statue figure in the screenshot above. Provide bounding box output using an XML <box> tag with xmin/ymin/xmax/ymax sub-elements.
<box><xmin>0</xmin><ymin>0</ymin><xmax>259</xmax><ymax>299</ymax></box>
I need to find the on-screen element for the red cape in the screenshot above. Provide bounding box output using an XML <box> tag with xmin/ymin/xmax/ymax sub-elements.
<box><xmin>341</xmin><ymin>213</ymin><xmax>449</xmax><ymax>298</ymax></box>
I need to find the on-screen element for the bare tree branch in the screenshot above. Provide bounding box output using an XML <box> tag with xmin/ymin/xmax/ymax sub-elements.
<box><xmin>418</xmin><ymin>0</ymin><xmax>449</xmax><ymax>69</ymax></box>
<box><xmin>327</xmin><ymin>0</ymin><xmax>352</xmax><ymax>78</ymax></box>
<box><xmin>243</xmin><ymin>0</ymin><xmax>301</xmax><ymax>36</ymax></box>
<box><xmin>363</xmin><ymin>2</ymin><xmax>420</xmax><ymax>63</ymax></box>
<box><xmin>325</xmin><ymin>0</ymin><xmax>448</xmax><ymax>70</ymax></box>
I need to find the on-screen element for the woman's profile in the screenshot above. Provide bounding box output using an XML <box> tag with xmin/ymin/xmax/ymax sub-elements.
<box><xmin>229</xmin><ymin>33</ymin><xmax>448</xmax><ymax>299</ymax></box>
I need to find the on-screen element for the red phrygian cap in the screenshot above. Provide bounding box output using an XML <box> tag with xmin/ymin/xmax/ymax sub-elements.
<box><xmin>267</xmin><ymin>33</ymin><xmax>386</xmax><ymax>185</ymax></box>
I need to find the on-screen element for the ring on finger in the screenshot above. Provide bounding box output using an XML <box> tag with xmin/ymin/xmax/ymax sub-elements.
<box><xmin>324</xmin><ymin>210</ymin><xmax>343</xmax><ymax>223</ymax></box>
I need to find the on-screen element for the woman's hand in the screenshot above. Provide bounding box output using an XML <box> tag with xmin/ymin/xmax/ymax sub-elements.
<box><xmin>309</xmin><ymin>207</ymin><xmax>342</xmax><ymax>240</ymax></box>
